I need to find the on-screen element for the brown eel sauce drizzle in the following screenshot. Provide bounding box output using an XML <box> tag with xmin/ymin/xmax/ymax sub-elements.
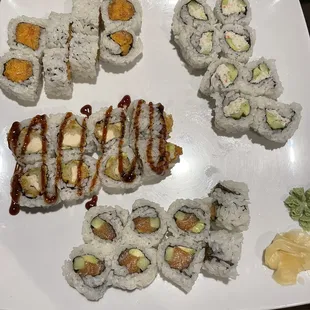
<box><xmin>7</xmin><ymin>122</ymin><xmax>21</xmax><ymax>154</ymax></box>
<box><xmin>85</xmin><ymin>195</ymin><xmax>98</xmax><ymax>210</ymax></box>
<box><xmin>80</xmin><ymin>105</ymin><xmax>92</xmax><ymax>118</ymax></box>
<box><xmin>118</xmin><ymin>95</ymin><xmax>131</xmax><ymax>109</ymax></box>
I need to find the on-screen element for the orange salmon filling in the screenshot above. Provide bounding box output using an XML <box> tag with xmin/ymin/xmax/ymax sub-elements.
<box><xmin>167</xmin><ymin>247</ymin><xmax>194</xmax><ymax>271</ymax></box>
<box><xmin>175</xmin><ymin>213</ymin><xmax>199</xmax><ymax>231</ymax></box>
<box><xmin>92</xmin><ymin>222</ymin><xmax>116</xmax><ymax>241</ymax></box>
<box><xmin>118</xmin><ymin>250</ymin><xmax>140</xmax><ymax>274</ymax></box>
<box><xmin>108</xmin><ymin>0</ymin><xmax>135</xmax><ymax>21</ymax></box>
<box><xmin>16</xmin><ymin>22</ymin><xmax>41</xmax><ymax>51</ymax></box>
<box><xmin>133</xmin><ymin>217</ymin><xmax>159</xmax><ymax>233</ymax></box>
<box><xmin>77</xmin><ymin>260</ymin><xmax>104</xmax><ymax>277</ymax></box>
<box><xmin>110</xmin><ymin>31</ymin><xmax>133</xmax><ymax>56</ymax></box>
<box><xmin>4</xmin><ymin>59</ymin><xmax>33</xmax><ymax>82</ymax></box>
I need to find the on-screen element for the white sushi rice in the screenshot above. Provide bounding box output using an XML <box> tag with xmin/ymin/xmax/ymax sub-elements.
<box><xmin>199</xmin><ymin>57</ymin><xmax>245</xmax><ymax>96</ymax></box>
<box><xmin>157</xmin><ymin>236</ymin><xmax>204</xmax><ymax>293</ymax></box>
<box><xmin>43</xmin><ymin>48</ymin><xmax>73</xmax><ymax>99</ymax></box>
<box><xmin>82</xmin><ymin>205</ymin><xmax>129</xmax><ymax>245</ymax></box>
<box><xmin>167</xmin><ymin>198</ymin><xmax>211</xmax><ymax>241</ymax></box>
<box><xmin>62</xmin><ymin>243</ymin><xmax>112</xmax><ymax>301</ymax></box>
<box><xmin>175</xmin><ymin>24</ymin><xmax>221</xmax><ymax>69</ymax></box>
<box><xmin>251</xmin><ymin>97</ymin><xmax>302</xmax><ymax>144</ymax></box>
<box><xmin>7</xmin><ymin>15</ymin><xmax>47</xmax><ymax>58</ymax></box>
<box><xmin>100</xmin><ymin>25</ymin><xmax>143</xmax><ymax>66</ymax></box>
<box><xmin>214</xmin><ymin>0</ymin><xmax>252</xmax><ymax>26</ymax></box>
<box><xmin>101</xmin><ymin>0</ymin><xmax>143</xmax><ymax>35</ymax></box>
<box><xmin>122</xmin><ymin>199</ymin><xmax>168</xmax><ymax>247</ymax></box>
<box><xmin>46</xmin><ymin>12</ymin><xmax>71</xmax><ymax>49</ymax></box>
<box><xmin>240</xmin><ymin>57</ymin><xmax>284</xmax><ymax>99</ymax></box>
<box><xmin>202</xmin><ymin>230</ymin><xmax>243</xmax><ymax>279</ymax></box>
<box><xmin>172</xmin><ymin>0</ymin><xmax>216</xmax><ymax>36</ymax></box>
<box><xmin>110</xmin><ymin>240</ymin><xmax>158</xmax><ymax>290</ymax></box>
<box><xmin>220</xmin><ymin>24</ymin><xmax>255</xmax><ymax>63</ymax></box>
<box><xmin>69</xmin><ymin>33</ymin><xmax>99</xmax><ymax>82</ymax></box>
<box><xmin>0</xmin><ymin>50</ymin><xmax>42</xmax><ymax>102</ymax></box>
<box><xmin>212</xmin><ymin>91</ymin><xmax>257</xmax><ymax>134</ymax></box>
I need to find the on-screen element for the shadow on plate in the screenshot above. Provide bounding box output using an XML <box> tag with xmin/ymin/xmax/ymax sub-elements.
<box><xmin>200</xmin><ymin>269</ymin><xmax>230</xmax><ymax>284</ymax></box>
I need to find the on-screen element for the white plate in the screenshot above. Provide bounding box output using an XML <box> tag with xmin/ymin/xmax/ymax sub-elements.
<box><xmin>0</xmin><ymin>0</ymin><xmax>310</xmax><ymax>309</ymax></box>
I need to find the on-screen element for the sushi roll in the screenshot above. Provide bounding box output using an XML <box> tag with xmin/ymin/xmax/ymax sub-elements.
<box><xmin>0</xmin><ymin>50</ymin><xmax>42</xmax><ymax>102</ymax></box>
<box><xmin>101</xmin><ymin>0</ymin><xmax>143</xmax><ymax>35</ymax></box>
<box><xmin>174</xmin><ymin>24</ymin><xmax>221</xmax><ymax>69</ymax></box>
<box><xmin>212</xmin><ymin>91</ymin><xmax>257</xmax><ymax>134</ymax></box>
<box><xmin>203</xmin><ymin>230</ymin><xmax>243</xmax><ymax>279</ymax></box>
<box><xmin>251</xmin><ymin>97</ymin><xmax>302</xmax><ymax>144</ymax></box>
<box><xmin>42</xmin><ymin>48</ymin><xmax>73</xmax><ymax>99</ymax></box>
<box><xmin>7</xmin><ymin>16</ymin><xmax>47</xmax><ymax>58</ymax></box>
<box><xmin>46</xmin><ymin>12</ymin><xmax>71</xmax><ymax>49</ymax></box>
<box><xmin>62</xmin><ymin>243</ymin><xmax>112</xmax><ymax>301</ymax></box>
<box><xmin>100</xmin><ymin>26</ymin><xmax>143</xmax><ymax>66</ymax></box>
<box><xmin>11</xmin><ymin>159</ymin><xmax>60</xmax><ymax>208</ymax></box>
<box><xmin>172</xmin><ymin>0</ymin><xmax>216</xmax><ymax>36</ymax></box>
<box><xmin>214</xmin><ymin>0</ymin><xmax>251</xmax><ymax>26</ymax></box>
<box><xmin>220</xmin><ymin>24</ymin><xmax>255</xmax><ymax>63</ymax></box>
<box><xmin>87</xmin><ymin>106</ymin><xmax>128</xmax><ymax>152</ymax></box>
<box><xmin>167</xmin><ymin>199</ymin><xmax>210</xmax><ymax>241</ymax></box>
<box><xmin>111</xmin><ymin>241</ymin><xmax>157</xmax><ymax>290</ymax></box>
<box><xmin>69</xmin><ymin>33</ymin><xmax>99</xmax><ymax>82</ymax></box>
<box><xmin>240</xmin><ymin>58</ymin><xmax>284</xmax><ymax>99</ymax></box>
<box><xmin>99</xmin><ymin>144</ymin><xmax>143</xmax><ymax>192</ymax></box>
<box><xmin>82</xmin><ymin>205</ymin><xmax>129</xmax><ymax>246</ymax></box>
<box><xmin>7</xmin><ymin>114</ymin><xmax>53</xmax><ymax>165</ymax></box>
<box><xmin>157</xmin><ymin>236</ymin><xmax>204</xmax><ymax>293</ymax></box>
<box><xmin>57</xmin><ymin>154</ymin><xmax>101</xmax><ymax>202</ymax></box>
<box><xmin>199</xmin><ymin>57</ymin><xmax>244</xmax><ymax>96</ymax></box>
<box><xmin>71</xmin><ymin>0</ymin><xmax>102</xmax><ymax>36</ymax></box>
<box><xmin>122</xmin><ymin>199</ymin><xmax>168</xmax><ymax>247</ymax></box>
<box><xmin>209</xmin><ymin>180</ymin><xmax>250</xmax><ymax>231</ymax></box>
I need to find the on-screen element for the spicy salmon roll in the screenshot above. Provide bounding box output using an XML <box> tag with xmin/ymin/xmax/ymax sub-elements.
<box><xmin>251</xmin><ymin>97</ymin><xmax>302</xmax><ymax>144</ymax></box>
<box><xmin>172</xmin><ymin>0</ymin><xmax>216</xmax><ymax>36</ymax></box>
<box><xmin>199</xmin><ymin>57</ymin><xmax>244</xmax><ymax>96</ymax></box>
<box><xmin>157</xmin><ymin>236</ymin><xmax>204</xmax><ymax>293</ymax></box>
<box><xmin>82</xmin><ymin>205</ymin><xmax>129</xmax><ymax>247</ymax></box>
<box><xmin>43</xmin><ymin>48</ymin><xmax>73</xmax><ymax>99</ymax></box>
<box><xmin>167</xmin><ymin>199</ymin><xmax>210</xmax><ymax>241</ymax></box>
<box><xmin>214</xmin><ymin>0</ymin><xmax>251</xmax><ymax>26</ymax></box>
<box><xmin>8</xmin><ymin>16</ymin><xmax>47</xmax><ymax>57</ymax></box>
<box><xmin>62</xmin><ymin>243</ymin><xmax>112</xmax><ymax>301</ymax></box>
<box><xmin>212</xmin><ymin>91</ymin><xmax>257</xmax><ymax>134</ymax></box>
<box><xmin>220</xmin><ymin>24</ymin><xmax>255</xmax><ymax>63</ymax></box>
<box><xmin>46</xmin><ymin>12</ymin><xmax>72</xmax><ymax>49</ymax></box>
<box><xmin>122</xmin><ymin>199</ymin><xmax>168</xmax><ymax>247</ymax></box>
<box><xmin>101</xmin><ymin>0</ymin><xmax>142</xmax><ymax>35</ymax></box>
<box><xmin>0</xmin><ymin>50</ymin><xmax>42</xmax><ymax>102</ymax></box>
<box><xmin>111</xmin><ymin>241</ymin><xmax>157</xmax><ymax>290</ymax></box>
<box><xmin>100</xmin><ymin>26</ymin><xmax>143</xmax><ymax>66</ymax></box>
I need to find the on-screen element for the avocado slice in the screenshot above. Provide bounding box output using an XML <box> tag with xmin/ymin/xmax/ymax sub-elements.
<box><xmin>104</xmin><ymin>153</ymin><xmax>131</xmax><ymax>181</ymax></box>
<box><xmin>165</xmin><ymin>247</ymin><xmax>174</xmax><ymax>261</ymax></box>
<box><xmin>224</xmin><ymin>98</ymin><xmax>250</xmax><ymax>120</ymax></box>
<box><xmin>199</xmin><ymin>32</ymin><xmax>213</xmax><ymax>55</ymax></box>
<box><xmin>226</xmin><ymin>63</ymin><xmax>238</xmax><ymax>82</ymax></box>
<box><xmin>190</xmin><ymin>221</ymin><xmax>205</xmax><ymax>233</ymax></box>
<box><xmin>222</xmin><ymin>0</ymin><xmax>246</xmax><ymax>13</ymax></box>
<box><xmin>225</xmin><ymin>31</ymin><xmax>250</xmax><ymax>52</ymax></box>
<box><xmin>91</xmin><ymin>217</ymin><xmax>105</xmax><ymax>229</ymax></box>
<box><xmin>178</xmin><ymin>246</ymin><xmax>196</xmax><ymax>255</ymax></box>
<box><xmin>83</xmin><ymin>255</ymin><xmax>99</xmax><ymax>264</ymax></box>
<box><xmin>187</xmin><ymin>1</ymin><xmax>208</xmax><ymax>20</ymax></box>
<box><xmin>73</xmin><ymin>256</ymin><xmax>85</xmax><ymax>270</ymax></box>
<box><xmin>150</xmin><ymin>217</ymin><xmax>160</xmax><ymax>229</ymax></box>
<box><xmin>175</xmin><ymin>211</ymin><xmax>186</xmax><ymax>221</ymax></box>
<box><xmin>252</xmin><ymin>63</ymin><xmax>270</xmax><ymax>82</ymax></box>
<box><xmin>129</xmin><ymin>249</ymin><xmax>144</xmax><ymax>258</ymax></box>
<box><xmin>137</xmin><ymin>257</ymin><xmax>150</xmax><ymax>271</ymax></box>
<box><xmin>266</xmin><ymin>109</ymin><xmax>289</xmax><ymax>130</ymax></box>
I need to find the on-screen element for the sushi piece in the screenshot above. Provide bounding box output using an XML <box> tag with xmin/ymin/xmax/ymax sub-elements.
<box><xmin>11</xmin><ymin>159</ymin><xmax>60</xmax><ymax>208</ymax></box>
<box><xmin>101</xmin><ymin>0</ymin><xmax>143</xmax><ymax>35</ymax></box>
<box><xmin>100</xmin><ymin>26</ymin><xmax>143</xmax><ymax>66</ymax></box>
<box><xmin>82</xmin><ymin>205</ymin><xmax>129</xmax><ymax>246</ymax></box>
<box><xmin>46</xmin><ymin>12</ymin><xmax>71</xmax><ymax>49</ymax></box>
<box><xmin>7</xmin><ymin>16</ymin><xmax>47</xmax><ymax>57</ymax></box>
<box><xmin>174</xmin><ymin>24</ymin><xmax>221</xmax><ymax>69</ymax></box>
<box><xmin>240</xmin><ymin>58</ymin><xmax>284</xmax><ymax>99</ymax></box>
<box><xmin>0</xmin><ymin>50</ymin><xmax>42</xmax><ymax>102</ymax></box>
<box><xmin>220</xmin><ymin>24</ymin><xmax>255</xmax><ymax>63</ymax></box>
<box><xmin>99</xmin><ymin>144</ymin><xmax>143</xmax><ymax>192</ymax></box>
<box><xmin>7</xmin><ymin>114</ymin><xmax>53</xmax><ymax>165</ymax></box>
<box><xmin>87</xmin><ymin>106</ymin><xmax>128</xmax><ymax>152</ymax></box>
<box><xmin>212</xmin><ymin>91</ymin><xmax>257</xmax><ymax>134</ymax></box>
<box><xmin>58</xmin><ymin>154</ymin><xmax>101</xmax><ymax>202</ymax></box>
<box><xmin>111</xmin><ymin>241</ymin><xmax>157</xmax><ymax>290</ymax></box>
<box><xmin>214</xmin><ymin>0</ymin><xmax>251</xmax><ymax>26</ymax></box>
<box><xmin>199</xmin><ymin>57</ymin><xmax>244</xmax><ymax>96</ymax></box>
<box><xmin>157</xmin><ymin>236</ymin><xmax>204</xmax><ymax>293</ymax></box>
<box><xmin>42</xmin><ymin>48</ymin><xmax>73</xmax><ymax>99</ymax></box>
<box><xmin>69</xmin><ymin>33</ymin><xmax>99</xmax><ymax>82</ymax></box>
<box><xmin>209</xmin><ymin>180</ymin><xmax>250</xmax><ymax>231</ymax></box>
<box><xmin>123</xmin><ymin>199</ymin><xmax>168</xmax><ymax>247</ymax></box>
<box><xmin>172</xmin><ymin>0</ymin><xmax>216</xmax><ymax>36</ymax></box>
<box><xmin>251</xmin><ymin>97</ymin><xmax>302</xmax><ymax>144</ymax></box>
<box><xmin>203</xmin><ymin>230</ymin><xmax>243</xmax><ymax>279</ymax></box>
<box><xmin>71</xmin><ymin>0</ymin><xmax>102</xmax><ymax>36</ymax></box>
<box><xmin>62</xmin><ymin>243</ymin><xmax>112</xmax><ymax>301</ymax></box>
<box><xmin>167</xmin><ymin>198</ymin><xmax>210</xmax><ymax>241</ymax></box>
